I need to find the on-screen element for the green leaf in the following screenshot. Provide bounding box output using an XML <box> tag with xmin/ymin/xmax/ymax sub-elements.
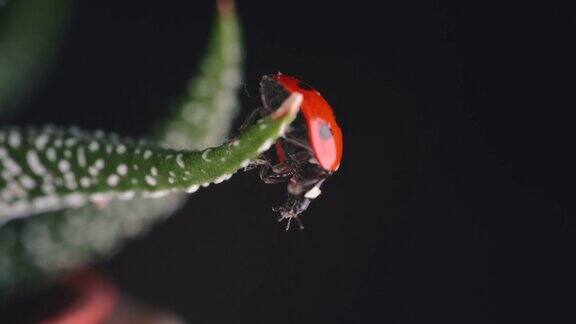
<box><xmin>0</xmin><ymin>93</ymin><xmax>302</xmax><ymax>291</ymax></box>
<box><xmin>0</xmin><ymin>98</ymin><xmax>298</xmax><ymax>224</ymax></box>
<box><xmin>0</xmin><ymin>0</ymin><xmax>245</xmax><ymax>293</ymax></box>
<box><xmin>0</xmin><ymin>0</ymin><xmax>72</xmax><ymax>117</ymax></box>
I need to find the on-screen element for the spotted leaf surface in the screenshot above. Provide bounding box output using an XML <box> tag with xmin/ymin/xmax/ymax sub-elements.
<box><xmin>0</xmin><ymin>101</ymin><xmax>297</xmax><ymax>224</ymax></box>
<box><xmin>0</xmin><ymin>0</ymin><xmax>245</xmax><ymax>292</ymax></box>
<box><xmin>49</xmin><ymin>0</ymin><xmax>244</xmax><ymax>245</ymax></box>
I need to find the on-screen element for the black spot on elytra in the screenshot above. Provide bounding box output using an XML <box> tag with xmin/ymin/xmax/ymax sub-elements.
<box><xmin>297</xmin><ymin>82</ymin><xmax>313</xmax><ymax>91</ymax></box>
<box><xmin>319</xmin><ymin>123</ymin><xmax>333</xmax><ymax>140</ymax></box>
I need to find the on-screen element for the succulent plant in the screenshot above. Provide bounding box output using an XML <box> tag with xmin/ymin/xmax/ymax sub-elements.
<box><xmin>0</xmin><ymin>0</ymin><xmax>298</xmax><ymax>296</ymax></box>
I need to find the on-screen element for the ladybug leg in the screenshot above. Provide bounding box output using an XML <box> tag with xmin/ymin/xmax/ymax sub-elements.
<box><xmin>258</xmin><ymin>161</ymin><xmax>296</xmax><ymax>184</ymax></box>
<box><xmin>239</xmin><ymin>106</ymin><xmax>269</xmax><ymax>132</ymax></box>
<box><xmin>283</xmin><ymin>214</ymin><xmax>304</xmax><ymax>231</ymax></box>
<box><xmin>285</xmin><ymin>150</ymin><xmax>313</xmax><ymax>167</ymax></box>
<box><xmin>282</xmin><ymin>136</ymin><xmax>313</xmax><ymax>153</ymax></box>
<box><xmin>243</xmin><ymin>157</ymin><xmax>269</xmax><ymax>171</ymax></box>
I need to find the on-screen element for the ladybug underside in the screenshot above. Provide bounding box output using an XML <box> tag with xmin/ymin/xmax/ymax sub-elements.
<box><xmin>254</xmin><ymin>76</ymin><xmax>332</xmax><ymax>229</ymax></box>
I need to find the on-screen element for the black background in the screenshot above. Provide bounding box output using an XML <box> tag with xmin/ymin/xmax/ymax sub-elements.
<box><xmin>3</xmin><ymin>0</ymin><xmax>576</xmax><ymax>323</ymax></box>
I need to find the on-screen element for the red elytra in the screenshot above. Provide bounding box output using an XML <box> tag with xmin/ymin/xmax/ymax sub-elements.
<box><xmin>270</xmin><ymin>73</ymin><xmax>343</xmax><ymax>171</ymax></box>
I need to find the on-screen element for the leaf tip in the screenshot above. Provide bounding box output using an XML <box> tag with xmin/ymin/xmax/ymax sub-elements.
<box><xmin>217</xmin><ymin>0</ymin><xmax>236</xmax><ymax>16</ymax></box>
<box><xmin>271</xmin><ymin>92</ymin><xmax>302</xmax><ymax>120</ymax></box>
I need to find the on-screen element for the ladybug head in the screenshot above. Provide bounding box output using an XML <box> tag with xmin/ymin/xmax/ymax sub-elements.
<box><xmin>260</xmin><ymin>74</ymin><xmax>291</xmax><ymax>112</ymax></box>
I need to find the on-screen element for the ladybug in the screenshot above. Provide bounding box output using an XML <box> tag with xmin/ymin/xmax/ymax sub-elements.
<box><xmin>248</xmin><ymin>73</ymin><xmax>343</xmax><ymax>229</ymax></box>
